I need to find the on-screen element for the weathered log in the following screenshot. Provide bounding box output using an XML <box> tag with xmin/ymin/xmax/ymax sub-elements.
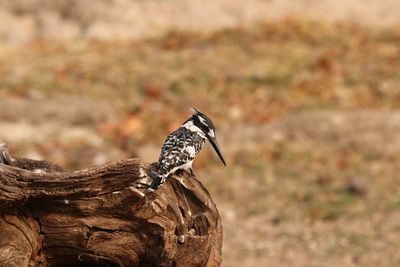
<box><xmin>0</xmin><ymin>143</ymin><xmax>222</xmax><ymax>267</ymax></box>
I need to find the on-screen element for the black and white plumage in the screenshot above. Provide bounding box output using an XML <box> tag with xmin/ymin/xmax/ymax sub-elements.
<box><xmin>148</xmin><ymin>108</ymin><xmax>226</xmax><ymax>191</ymax></box>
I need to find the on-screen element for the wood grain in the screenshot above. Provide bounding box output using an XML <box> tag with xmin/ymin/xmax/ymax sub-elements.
<box><xmin>0</xmin><ymin>143</ymin><xmax>222</xmax><ymax>267</ymax></box>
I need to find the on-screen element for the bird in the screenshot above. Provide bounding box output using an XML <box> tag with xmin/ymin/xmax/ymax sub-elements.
<box><xmin>148</xmin><ymin>108</ymin><xmax>226</xmax><ymax>191</ymax></box>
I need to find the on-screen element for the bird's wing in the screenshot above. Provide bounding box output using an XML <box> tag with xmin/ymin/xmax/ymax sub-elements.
<box><xmin>157</xmin><ymin>128</ymin><xmax>196</xmax><ymax>176</ymax></box>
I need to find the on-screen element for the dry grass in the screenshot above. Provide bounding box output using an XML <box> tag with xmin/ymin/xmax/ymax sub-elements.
<box><xmin>0</xmin><ymin>20</ymin><xmax>400</xmax><ymax>266</ymax></box>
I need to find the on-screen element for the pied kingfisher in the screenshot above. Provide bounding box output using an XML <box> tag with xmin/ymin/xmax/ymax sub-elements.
<box><xmin>148</xmin><ymin>108</ymin><xmax>226</xmax><ymax>191</ymax></box>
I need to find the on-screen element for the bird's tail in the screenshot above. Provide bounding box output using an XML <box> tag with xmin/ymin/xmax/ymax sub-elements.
<box><xmin>148</xmin><ymin>171</ymin><xmax>168</xmax><ymax>192</ymax></box>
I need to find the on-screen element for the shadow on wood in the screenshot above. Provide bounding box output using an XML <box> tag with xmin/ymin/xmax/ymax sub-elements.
<box><xmin>0</xmin><ymin>143</ymin><xmax>222</xmax><ymax>267</ymax></box>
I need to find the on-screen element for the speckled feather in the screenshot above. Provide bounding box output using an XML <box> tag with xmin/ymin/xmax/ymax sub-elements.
<box><xmin>148</xmin><ymin>109</ymin><xmax>224</xmax><ymax>191</ymax></box>
<box><xmin>156</xmin><ymin>127</ymin><xmax>204</xmax><ymax>176</ymax></box>
<box><xmin>148</xmin><ymin>127</ymin><xmax>205</xmax><ymax>191</ymax></box>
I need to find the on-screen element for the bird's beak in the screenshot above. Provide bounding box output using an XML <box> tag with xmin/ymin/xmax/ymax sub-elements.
<box><xmin>208</xmin><ymin>136</ymin><xmax>226</xmax><ymax>166</ymax></box>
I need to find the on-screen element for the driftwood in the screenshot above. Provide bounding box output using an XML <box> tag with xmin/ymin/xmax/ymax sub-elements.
<box><xmin>0</xmin><ymin>143</ymin><xmax>222</xmax><ymax>267</ymax></box>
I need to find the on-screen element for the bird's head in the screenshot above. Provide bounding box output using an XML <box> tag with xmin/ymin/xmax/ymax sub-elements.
<box><xmin>182</xmin><ymin>108</ymin><xmax>226</xmax><ymax>166</ymax></box>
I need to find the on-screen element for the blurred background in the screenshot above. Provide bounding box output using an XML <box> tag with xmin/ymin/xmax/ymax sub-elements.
<box><xmin>1</xmin><ymin>0</ymin><xmax>400</xmax><ymax>266</ymax></box>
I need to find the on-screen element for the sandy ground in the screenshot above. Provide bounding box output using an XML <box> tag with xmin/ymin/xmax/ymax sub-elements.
<box><xmin>0</xmin><ymin>2</ymin><xmax>400</xmax><ymax>266</ymax></box>
<box><xmin>1</xmin><ymin>97</ymin><xmax>400</xmax><ymax>266</ymax></box>
<box><xmin>1</xmin><ymin>0</ymin><xmax>400</xmax><ymax>45</ymax></box>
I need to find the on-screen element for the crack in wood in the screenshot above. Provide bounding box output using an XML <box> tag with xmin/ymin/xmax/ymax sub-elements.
<box><xmin>0</xmin><ymin>143</ymin><xmax>222</xmax><ymax>267</ymax></box>
<box><xmin>2</xmin><ymin>216</ymin><xmax>34</xmax><ymax>251</ymax></box>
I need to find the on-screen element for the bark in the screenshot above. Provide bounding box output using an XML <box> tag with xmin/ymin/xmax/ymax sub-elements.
<box><xmin>0</xmin><ymin>142</ymin><xmax>222</xmax><ymax>267</ymax></box>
